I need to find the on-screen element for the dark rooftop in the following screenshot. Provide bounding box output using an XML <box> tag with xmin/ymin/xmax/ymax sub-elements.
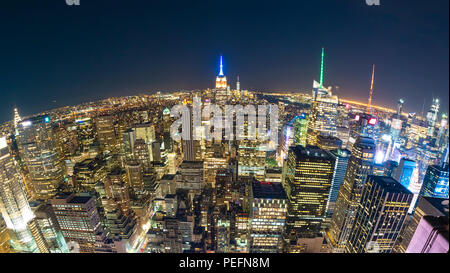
<box><xmin>252</xmin><ymin>180</ymin><xmax>287</xmax><ymax>200</ymax></box>
<box><xmin>423</xmin><ymin>197</ymin><xmax>449</xmax><ymax>217</ymax></box>
<box><xmin>370</xmin><ymin>176</ymin><xmax>412</xmax><ymax>194</ymax></box>
<box><xmin>290</xmin><ymin>145</ymin><xmax>333</xmax><ymax>160</ymax></box>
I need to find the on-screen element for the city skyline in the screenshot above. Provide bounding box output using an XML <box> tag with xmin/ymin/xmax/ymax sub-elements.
<box><xmin>0</xmin><ymin>0</ymin><xmax>448</xmax><ymax>258</ymax></box>
<box><xmin>1</xmin><ymin>0</ymin><xmax>449</xmax><ymax>123</ymax></box>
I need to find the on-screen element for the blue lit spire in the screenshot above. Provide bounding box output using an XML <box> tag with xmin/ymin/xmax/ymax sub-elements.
<box><xmin>219</xmin><ymin>55</ymin><xmax>224</xmax><ymax>76</ymax></box>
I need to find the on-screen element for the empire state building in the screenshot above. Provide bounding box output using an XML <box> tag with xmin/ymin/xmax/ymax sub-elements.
<box><xmin>215</xmin><ymin>55</ymin><xmax>227</xmax><ymax>89</ymax></box>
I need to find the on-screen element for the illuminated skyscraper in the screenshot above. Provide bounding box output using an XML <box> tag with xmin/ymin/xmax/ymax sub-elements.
<box><xmin>0</xmin><ymin>136</ymin><xmax>39</xmax><ymax>252</ymax></box>
<box><xmin>215</xmin><ymin>55</ymin><xmax>228</xmax><ymax>103</ymax></box>
<box><xmin>292</xmin><ymin>114</ymin><xmax>308</xmax><ymax>147</ymax></box>
<box><xmin>237</xmin><ymin>139</ymin><xmax>266</xmax><ymax>179</ymax></box>
<box><xmin>125</xmin><ymin>160</ymin><xmax>145</xmax><ymax>197</ymax></box>
<box><xmin>50</xmin><ymin>193</ymin><xmax>125</xmax><ymax>253</ymax></box>
<box><xmin>214</xmin><ymin>170</ymin><xmax>233</xmax><ymax>207</ymax></box>
<box><xmin>73</xmin><ymin>157</ymin><xmax>107</xmax><ymax>190</ymax></box>
<box><xmin>13</xmin><ymin>108</ymin><xmax>21</xmax><ymax>136</ymax></box>
<box><xmin>0</xmin><ymin>217</ymin><xmax>12</xmax><ymax>253</ymax></box>
<box><xmin>328</xmin><ymin>136</ymin><xmax>375</xmax><ymax>252</ymax></box>
<box><xmin>283</xmin><ymin>145</ymin><xmax>334</xmax><ymax>240</ymax></box>
<box><xmin>96</xmin><ymin>115</ymin><xmax>117</xmax><ymax>153</ymax></box>
<box><xmin>421</xmin><ymin>163</ymin><xmax>449</xmax><ymax>199</ymax></box>
<box><xmin>346</xmin><ymin>176</ymin><xmax>413</xmax><ymax>253</ymax></box>
<box><xmin>426</xmin><ymin>98</ymin><xmax>440</xmax><ymax>136</ymax></box>
<box><xmin>325</xmin><ymin>149</ymin><xmax>351</xmax><ymax>221</ymax></box>
<box><xmin>17</xmin><ymin>115</ymin><xmax>64</xmax><ymax>199</ymax></box>
<box><xmin>307</xmin><ymin>49</ymin><xmax>338</xmax><ymax>144</ymax></box>
<box><xmin>394</xmin><ymin>158</ymin><xmax>417</xmax><ymax>189</ymax></box>
<box><xmin>104</xmin><ymin>168</ymin><xmax>131</xmax><ymax>216</ymax></box>
<box><xmin>30</xmin><ymin>202</ymin><xmax>69</xmax><ymax>253</ymax></box>
<box><xmin>249</xmin><ymin>180</ymin><xmax>287</xmax><ymax>253</ymax></box>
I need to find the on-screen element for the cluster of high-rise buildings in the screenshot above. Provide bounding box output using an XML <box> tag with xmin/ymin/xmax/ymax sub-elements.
<box><xmin>0</xmin><ymin>52</ymin><xmax>448</xmax><ymax>253</ymax></box>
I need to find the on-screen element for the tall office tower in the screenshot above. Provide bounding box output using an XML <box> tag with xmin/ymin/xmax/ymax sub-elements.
<box><xmin>292</xmin><ymin>114</ymin><xmax>309</xmax><ymax>147</ymax></box>
<box><xmin>249</xmin><ymin>180</ymin><xmax>287</xmax><ymax>253</ymax></box>
<box><xmin>421</xmin><ymin>163</ymin><xmax>449</xmax><ymax>199</ymax></box>
<box><xmin>307</xmin><ymin>49</ymin><xmax>338</xmax><ymax>143</ymax></box>
<box><xmin>232</xmin><ymin>211</ymin><xmax>250</xmax><ymax>253</ymax></box>
<box><xmin>436</xmin><ymin>114</ymin><xmax>448</xmax><ymax>147</ymax></box>
<box><xmin>308</xmin><ymin>81</ymin><xmax>339</xmax><ymax>142</ymax></box>
<box><xmin>397</xmin><ymin>98</ymin><xmax>404</xmax><ymax>117</ymax></box>
<box><xmin>237</xmin><ymin>139</ymin><xmax>266</xmax><ymax>179</ymax></box>
<box><xmin>214</xmin><ymin>207</ymin><xmax>231</xmax><ymax>253</ymax></box>
<box><xmin>16</xmin><ymin>115</ymin><xmax>64</xmax><ymax>199</ymax></box>
<box><xmin>0</xmin><ymin>136</ymin><xmax>40</xmax><ymax>252</ymax></box>
<box><xmin>393</xmin><ymin>158</ymin><xmax>422</xmax><ymax>213</ymax></box>
<box><xmin>143</xmin><ymin>167</ymin><xmax>158</xmax><ymax>197</ymax></box>
<box><xmin>13</xmin><ymin>108</ymin><xmax>21</xmax><ymax>136</ymax></box>
<box><xmin>124</xmin><ymin>160</ymin><xmax>144</xmax><ymax>197</ymax></box>
<box><xmin>346</xmin><ymin>176</ymin><xmax>413</xmax><ymax>253</ymax></box>
<box><xmin>151</xmin><ymin>141</ymin><xmax>166</xmax><ymax>163</ymax></box>
<box><xmin>75</xmin><ymin>117</ymin><xmax>96</xmax><ymax>152</ymax></box>
<box><xmin>317</xmin><ymin>135</ymin><xmax>342</xmax><ymax>151</ymax></box>
<box><xmin>51</xmin><ymin>193</ymin><xmax>125</xmax><ymax>253</ymax></box>
<box><xmin>203</xmin><ymin>150</ymin><xmax>228</xmax><ymax>187</ymax></box>
<box><xmin>73</xmin><ymin>157</ymin><xmax>107</xmax><ymax>190</ymax></box>
<box><xmin>104</xmin><ymin>168</ymin><xmax>131</xmax><ymax>216</ymax></box>
<box><xmin>328</xmin><ymin>136</ymin><xmax>375</xmax><ymax>252</ymax></box>
<box><xmin>30</xmin><ymin>202</ymin><xmax>69</xmax><ymax>253</ymax></box>
<box><xmin>394</xmin><ymin>158</ymin><xmax>417</xmax><ymax>189</ymax></box>
<box><xmin>396</xmin><ymin>196</ymin><xmax>448</xmax><ymax>253</ymax></box>
<box><xmin>96</xmin><ymin>115</ymin><xmax>117</xmax><ymax>153</ymax></box>
<box><xmin>135</xmin><ymin>123</ymin><xmax>155</xmax><ymax>151</ymax></box>
<box><xmin>426</xmin><ymin>98</ymin><xmax>440</xmax><ymax>136</ymax></box>
<box><xmin>181</xmin><ymin>105</ymin><xmax>200</xmax><ymax>162</ymax></box>
<box><xmin>133</xmin><ymin>139</ymin><xmax>151</xmax><ymax>169</ymax></box>
<box><xmin>336</xmin><ymin>127</ymin><xmax>350</xmax><ymax>149</ymax></box>
<box><xmin>54</xmin><ymin>124</ymin><xmax>79</xmax><ymax>159</ymax></box>
<box><xmin>283</xmin><ymin>145</ymin><xmax>334</xmax><ymax>243</ymax></box>
<box><xmin>406</xmin><ymin>215</ymin><xmax>449</xmax><ymax>253</ymax></box>
<box><xmin>13</xmin><ymin>108</ymin><xmax>21</xmax><ymax>129</ymax></box>
<box><xmin>390</xmin><ymin>118</ymin><xmax>403</xmax><ymax>142</ymax></box>
<box><xmin>103</xmin><ymin>206</ymin><xmax>137</xmax><ymax>249</ymax></box>
<box><xmin>121</xmin><ymin>128</ymin><xmax>136</xmax><ymax>160</ymax></box>
<box><xmin>0</xmin><ymin>217</ymin><xmax>12</xmax><ymax>253</ymax></box>
<box><xmin>215</xmin><ymin>170</ymin><xmax>233</xmax><ymax>207</ymax></box>
<box><xmin>236</xmin><ymin>75</ymin><xmax>240</xmax><ymax>92</ymax></box>
<box><xmin>325</xmin><ymin>149</ymin><xmax>351</xmax><ymax>222</ymax></box>
<box><xmin>176</xmin><ymin>161</ymin><xmax>204</xmax><ymax>202</ymax></box>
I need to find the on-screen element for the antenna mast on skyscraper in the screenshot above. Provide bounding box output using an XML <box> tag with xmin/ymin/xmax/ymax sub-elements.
<box><xmin>319</xmin><ymin>47</ymin><xmax>325</xmax><ymax>88</ymax></box>
<box><xmin>367</xmin><ymin>64</ymin><xmax>375</xmax><ymax>114</ymax></box>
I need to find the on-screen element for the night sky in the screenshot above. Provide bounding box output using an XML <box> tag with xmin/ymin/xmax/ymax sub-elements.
<box><xmin>0</xmin><ymin>0</ymin><xmax>448</xmax><ymax>123</ymax></box>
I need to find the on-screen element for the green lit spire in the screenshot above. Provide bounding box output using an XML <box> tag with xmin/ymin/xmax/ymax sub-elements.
<box><xmin>319</xmin><ymin>47</ymin><xmax>324</xmax><ymax>88</ymax></box>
